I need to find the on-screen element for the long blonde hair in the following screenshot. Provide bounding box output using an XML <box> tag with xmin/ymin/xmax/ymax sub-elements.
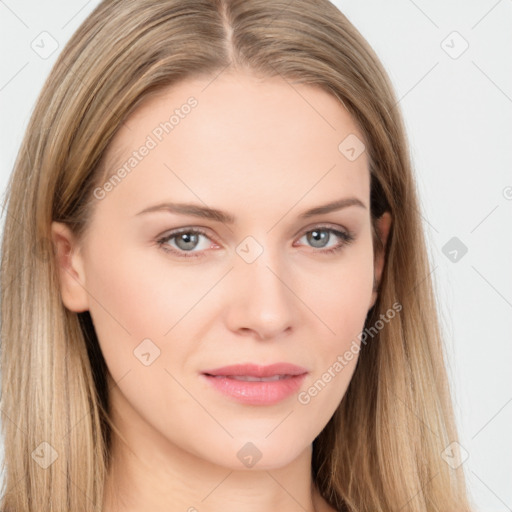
<box><xmin>0</xmin><ymin>0</ymin><xmax>472</xmax><ymax>510</ymax></box>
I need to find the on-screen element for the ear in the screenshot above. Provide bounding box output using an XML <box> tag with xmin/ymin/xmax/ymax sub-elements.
<box><xmin>51</xmin><ymin>222</ymin><xmax>89</xmax><ymax>312</ymax></box>
<box><xmin>368</xmin><ymin>211</ymin><xmax>392</xmax><ymax>310</ymax></box>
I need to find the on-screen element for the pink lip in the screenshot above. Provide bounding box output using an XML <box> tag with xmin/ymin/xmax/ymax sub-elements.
<box><xmin>201</xmin><ymin>363</ymin><xmax>308</xmax><ymax>405</ymax></box>
<box><xmin>203</xmin><ymin>363</ymin><xmax>308</xmax><ymax>377</ymax></box>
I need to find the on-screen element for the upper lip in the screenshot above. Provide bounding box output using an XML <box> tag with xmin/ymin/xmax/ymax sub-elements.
<box><xmin>202</xmin><ymin>363</ymin><xmax>308</xmax><ymax>377</ymax></box>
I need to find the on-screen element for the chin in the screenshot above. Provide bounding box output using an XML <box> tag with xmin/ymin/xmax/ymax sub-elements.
<box><xmin>196</xmin><ymin>434</ymin><xmax>311</xmax><ymax>471</ymax></box>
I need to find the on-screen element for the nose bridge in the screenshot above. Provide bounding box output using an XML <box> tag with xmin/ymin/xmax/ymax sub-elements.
<box><xmin>228</xmin><ymin>233</ymin><xmax>296</xmax><ymax>337</ymax></box>
<box><xmin>237</xmin><ymin>234</ymin><xmax>288</xmax><ymax>299</ymax></box>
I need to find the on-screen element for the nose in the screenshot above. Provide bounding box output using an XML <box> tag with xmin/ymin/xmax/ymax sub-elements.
<box><xmin>223</xmin><ymin>244</ymin><xmax>299</xmax><ymax>341</ymax></box>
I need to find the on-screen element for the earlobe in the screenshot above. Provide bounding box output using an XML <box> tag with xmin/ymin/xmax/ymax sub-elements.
<box><xmin>368</xmin><ymin>211</ymin><xmax>392</xmax><ymax>310</ymax></box>
<box><xmin>51</xmin><ymin>221</ymin><xmax>89</xmax><ymax>312</ymax></box>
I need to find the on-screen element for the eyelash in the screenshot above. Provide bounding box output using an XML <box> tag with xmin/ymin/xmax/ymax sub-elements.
<box><xmin>156</xmin><ymin>225</ymin><xmax>355</xmax><ymax>259</ymax></box>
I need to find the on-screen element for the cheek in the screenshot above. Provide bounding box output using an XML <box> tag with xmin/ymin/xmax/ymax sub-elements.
<box><xmin>82</xmin><ymin>236</ymin><xmax>221</xmax><ymax>387</ymax></box>
<box><xmin>302</xmin><ymin>243</ymin><xmax>375</xmax><ymax>346</ymax></box>
<box><xmin>81</xmin><ymin>242</ymin><xmax>166</xmax><ymax>370</ymax></box>
<box><xmin>84</xmin><ymin>240</ymin><xmax>197</xmax><ymax>333</ymax></box>
<box><xmin>296</xmin><ymin>240</ymin><xmax>374</xmax><ymax>394</ymax></box>
<box><xmin>295</xmin><ymin>265</ymin><xmax>373</xmax><ymax>421</ymax></box>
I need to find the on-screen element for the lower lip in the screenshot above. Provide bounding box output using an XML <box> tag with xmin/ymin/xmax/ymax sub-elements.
<box><xmin>201</xmin><ymin>374</ymin><xmax>307</xmax><ymax>405</ymax></box>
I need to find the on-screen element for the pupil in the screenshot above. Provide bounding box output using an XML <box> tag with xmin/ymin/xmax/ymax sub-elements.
<box><xmin>177</xmin><ymin>233</ymin><xmax>198</xmax><ymax>250</ymax></box>
<box><xmin>309</xmin><ymin>230</ymin><xmax>328</xmax><ymax>248</ymax></box>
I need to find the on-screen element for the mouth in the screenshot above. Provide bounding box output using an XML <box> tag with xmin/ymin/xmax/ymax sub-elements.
<box><xmin>201</xmin><ymin>363</ymin><xmax>308</xmax><ymax>405</ymax></box>
<box><xmin>202</xmin><ymin>362</ymin><xmax>308</xmax><ymax>378</ymax></box>
<box><xmin>206</xmin><ymin>374</ymin><xmax>294</xmax><ymax>382</ymax></box>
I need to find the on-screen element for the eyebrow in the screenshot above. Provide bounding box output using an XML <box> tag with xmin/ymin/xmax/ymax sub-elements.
<box><xmin>135</xmin><ymin>197</ymin><xmax>366</xmax><ymax>223</ymax></box>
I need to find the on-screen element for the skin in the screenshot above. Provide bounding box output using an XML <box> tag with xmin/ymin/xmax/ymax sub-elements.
<box><xmin>52</xmin><ymin>71</ymin><xmax>391</xmax><ymax>512</ymax></box>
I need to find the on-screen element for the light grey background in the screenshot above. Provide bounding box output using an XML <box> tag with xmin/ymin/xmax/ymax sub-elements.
<box><xmin>1</xmin><ymin>1</ymin><xmax>511</xmax><ymax>511</ymax></box>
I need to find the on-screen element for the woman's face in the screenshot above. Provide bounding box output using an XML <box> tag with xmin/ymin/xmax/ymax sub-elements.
<box><xmin>53</xmin><ymin>71</ymin><xmax>390</xmax><ymax>470</ymax></box>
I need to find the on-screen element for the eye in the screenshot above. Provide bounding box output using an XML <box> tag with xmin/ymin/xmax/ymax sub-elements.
<box><xmin>296</xmin><ymin>225</ymin><xmax>355</xmax><ymax>255</ymax></box>
<box><xmin>157</xmin><ymin>228</ymin><xmax>215</xmax><ymax>258</ymax></box>
<box><xmin>156</xmin><ymin>225</ymin><xmax>355</xmax><ymax>259</ymax></box>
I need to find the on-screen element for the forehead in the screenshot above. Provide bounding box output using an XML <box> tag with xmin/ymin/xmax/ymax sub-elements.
<box><xmin>98</xmin><ymin>72</ymin><xmax>370</xmax><ymax>215</ymax></box>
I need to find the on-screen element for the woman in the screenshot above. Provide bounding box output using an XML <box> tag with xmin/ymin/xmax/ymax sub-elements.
<box><xmin>0</xmin><ymin>0</ymin><xmax>472</xmax><ymax>511</ymax></box>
